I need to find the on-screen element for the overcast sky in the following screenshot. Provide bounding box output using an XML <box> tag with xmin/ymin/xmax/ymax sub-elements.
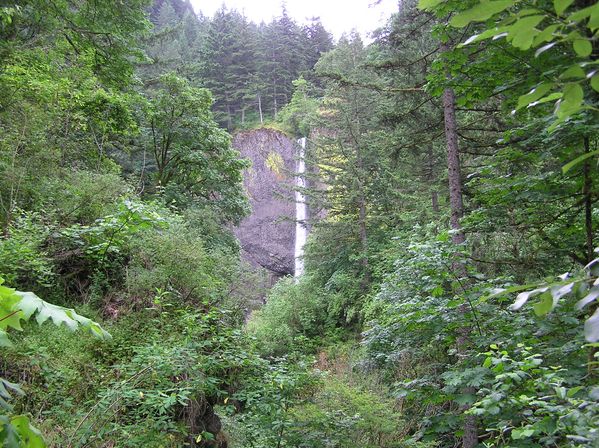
<box><xmin>189</xmin><ymin>0</ymin><xmax>399</xmax><ymax>40</ymax></box>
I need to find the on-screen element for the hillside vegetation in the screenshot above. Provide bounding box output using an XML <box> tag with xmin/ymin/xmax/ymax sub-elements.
<box><xmin>1</xmin><ymin>1</ymin><xmax>598</xmax><ymax>447</ymax></box>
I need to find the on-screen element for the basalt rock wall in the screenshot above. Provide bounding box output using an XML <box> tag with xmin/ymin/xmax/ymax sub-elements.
<box><xmin>233</xmin><ymin>128</ymin><xmax>296</xmax><ymax>278</ymax></box>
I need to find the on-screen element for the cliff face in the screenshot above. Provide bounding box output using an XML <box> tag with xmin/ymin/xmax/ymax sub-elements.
<box><xmin>233</xmin><ymin>128</ymin><xmax>296</xmax><ymax>277</ymax></box>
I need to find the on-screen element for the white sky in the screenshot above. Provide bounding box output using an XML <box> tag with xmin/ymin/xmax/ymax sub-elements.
<box><xmin>190</xmin><ymin>0</ymin><xmax>399</xmax><ymax>40</ymax></box>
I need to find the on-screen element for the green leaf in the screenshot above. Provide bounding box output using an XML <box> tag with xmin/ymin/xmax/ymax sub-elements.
<box><xmin>567</xmin><ymin>386</ymin><xmax>584</xmax><ymax>397</ymax></box>
<box><xmin>0</xmin><ymin>329</ymin><xmax>11</xmax><ymax>348</ymax></box>
<box><xmin>533</xmin><ymin>292</ymin><xmax>554</xmax><ymax>316</ymax></box>
<box><xmin>562</xmin><ymin>149</ymin><xmax>599</xmax><ymax>173</ymax></box>
<box><xmin>573</xmin><ymin>39</ymin><xmax>592</xmax><ymax>57</ymax></box>
<box><xmin>589</xmin><ymin>3</ymin><xmax>599</xmax><ymax>29</ymax></box>
<box><xmin>507</xmin><ymin>15</ymin><xmax>545</xmax><ymax>50</ymax></box>
<box><xmin>14</xmin><ymin>291</ymin><xmax>111</xmax><ymax>340</ymax></box>
<box><xmin>556</xmin><ymin>83</ymin><xmax>584</xmax><ymax>118</ymax></box>
<box><xmin>516</xmin><ymin>83</ymin><xmax>554</xmax><ymax>110</ymax></box>
<box><xmin>569</xmin><ymin>4</ymin><xmax>594</xmax><ymax>22</ymax></box>
<box><xmin>9</xmin><ymin>415</ymin><xmax>46</xmax><ymax>448</ymax></box>
<box><xmin>554</xmin><ymin>386</ymin><xmax>567</xmax><ymax>399</ymax></box>
<box><xmin>460</xmin><ymin>27</ymin><xmax>508</xmax><ymax>46</ymax></box>
<box><xmin>554</xmin><ymin>0</ymin><xmax>574</xmax><ymax>16</ymax></box>
<box><xmin>450</xmin><ymin>1</ymin><xmax>514</xmax><ymax>28</ymax></box>
<box><xmin>418</xmin><ymin>0</ymin><xmax>444</xmax><ymax>10</ymax></box>
<box><xmin>0</xmin><ymin>286</ymin><xmax>24</xmax><ymax>332</ymax></box>
<box><xmin>512</xmin><ymin>428</ymin><xmax>535</xmax><ymax>439</ymax></box>
<box><xmin>591</xmin><ymin>73</ymin><xmax>599</xmax><ymax>92</ymax></box>
<box><xmin>575</xmin><ymin>286</ymin><xmax>599</xmax><ymax>310</ymax></box>
<box><xmin>533</xmin><ymin>24</ymin><xmax>561</xmax><ymax>46</ymax></box>
<box><xmin>561</xmin><ymin>64</ymin><xmax>586</xmax><ymax>79</ymax></box>
<box><xmin>528</xmin><ymin>92</ymin><xmax>562</xmax><ymax>108</ymax></box>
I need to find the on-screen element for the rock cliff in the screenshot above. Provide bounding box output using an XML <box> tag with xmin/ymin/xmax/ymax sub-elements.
<box><xmin>233</xmin><ymin>128</ymin><xmax>296</xmax><ymax>277</ymax></box>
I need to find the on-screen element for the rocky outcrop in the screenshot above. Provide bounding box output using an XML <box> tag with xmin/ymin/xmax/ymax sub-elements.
<box><xmin>233</xmin><ymin>128</ymin><xmax>296</xmax><ymax>277</ymax></box>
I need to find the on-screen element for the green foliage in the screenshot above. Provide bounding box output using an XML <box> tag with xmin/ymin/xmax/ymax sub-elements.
<box><xmin>142</xmin><ymin>73</ymin><xmax>250</xmax><ymax>223</ymax></box>
<box><xmin>487</xmin><ymin>249</ymin><xmax>599</xmax><ymax>342</ymax></box>
<box><xmin>228</xmin><ymin>355</ymin><xmax>321</xmax><ymax>448</ymax></box>
<box><xmin>0</xmin><ymin>214</ymin><xmax>54</xmax><ymax>289</ymax></box>
<box><xmin>125</xmin><ymin>218</ymin><xmax>221</xmax><ymax>305</ymax></box>
<box><xmin>0</xmin><ymin>277</ymin><xmax>109</xmax><ymax>447</ymax></box>
<box><xmin>277</xmin><ymin>77</ymin><xmax>320</xmax><ymax>137</ymax></box>
<box><xmin>247</xmin><ymin>277</ymin><xmax>331</xmax><ymax>355</ymax></box>
<box><xmin>422</xmin><ymin>0</ymin><xmax>599</xmax><ymax>136</ymax></box>
<box><xmin>470</xmin><ymin>345</ymin><xmax>599</xmax><ymax>446</ymax></box>
<box><xmin>2</xmin><ymin>1</ymin><xmax>599</xmax><ymax>447</ymax></box>
<box><xmin>41</xmin><ymin>171</ymin><xmax>131</xmax><ymax>225</ymax></box>
<box><xmin>61</xmin><ymin>199</ymin><xmax>167</xmax><ymax>264</ymax></box>
<box><xmin>0</xmin><ymin>278</ymin><xmax>110</xmax><ymax>349</ymax></box>
<box><xmin>284</xmin><ymin>375</ymin><xmax>405</xmax><ymax>448</ymax></box>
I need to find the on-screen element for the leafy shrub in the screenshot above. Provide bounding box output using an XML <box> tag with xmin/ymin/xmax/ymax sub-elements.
<box><xmin>53</xmin><ymin>199</ymin><xmax>167</xmax><ymax>301</ymax></box>
<box><xmin>225</xmin><ymin>355</ymin><xmax>322</xmax><ymax>448</ymax></box>
<box><xmin>0</xmin><ymin>213</ymin><xmax>54</xmax><ymax>290</ymax></box>
<box><xmin>125</xmin><ymin>219</ymin><xmax>220</xmax><ymax>305</ymax></box>
<box><xmin>0</xmin><ymin>276</ymin><xmax>110</xmax><ymax>448</ymax></box>
<box><xmin>246</xmin><ymin>276</ymin><xmax>331</xmax><ymax>355</ymax></box>
<box><xmin>68</xmin><ymin>305</ymin><xmax>256</xmax><ymax>447</ymax></box>
<box><xmin>469</xmin><ymin>345</ymin><xmax>599</xmax><ymax>447</ymax></box>
<box><xmin>40</xmin><ymin>169</ymin><xmax>131</xmax><ymax>225</ymax></box>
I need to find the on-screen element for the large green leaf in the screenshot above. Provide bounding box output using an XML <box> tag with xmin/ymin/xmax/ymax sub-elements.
<box><xmin>0</xmin><ymin>415</ymin><xmax>46</xmax><ymax>448</ymax></box>
<box><xmin>560</xmin><ymin>64</ymin><xmax>585</xmax><ymax>79</ymax></box>
<box><xmin>591</xmin><ymin>73</ymin><xmax>599</xmax><ymax>92</ymax></box>
<box><xmin>450</xmin><ymin>0</ymin><xmax>514</xmax><ymax>28</ymax></box>
<box><xmin>533</xmin><ymin>292</ymin><xmax>554</xmax><ymax>316</ymax></box>
<box><xmin>0</xmin><ymin>286</ymin><xmax>23</xmax><ymax>332</ymax></box>
<box><xmin>556</xmin><ymin>83</ymin><xmax>584</xmax><ymax>118</ymax></box>
<box><xmin>554</xmin><ymin>0</ymin><xmax>574</xmax><ymax>16</ymax></box>
<box><xmin>506</xmin><ymin>15</ymin><xmax>545</xmax><ymax>50</ymax></box>
<box><xmin>573</xmin><ymin>39</ymin><xmax>592</xmax><ymax>57</ymax></box>
<box><xmin>15</xmin><ymin>291</ymin><xmax>111</xmax><ymax>340</ymax></box>
<box><xmin>563</xmin><ymin>149</ymin><xmax>599</xmax><ymax>173</ymax></box>
<box><xmin>418</xmin><ymin>0</ymin><xmax>445</xmax><ymax>10</ymax></box>
<box><xmin>516</xmin><ymin>82</ymin><xmax>554</xmax><ymax>110</ymax></box>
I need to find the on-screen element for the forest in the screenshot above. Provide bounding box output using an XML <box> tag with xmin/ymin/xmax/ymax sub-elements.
<box><xmin>0</xmin><ymin>0</ymin><xmax>598</xmax><ymax>447</ymax></box>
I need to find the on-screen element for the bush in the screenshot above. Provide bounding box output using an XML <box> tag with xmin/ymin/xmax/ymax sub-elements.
<box><xmin>0</xmin><ymin>212</ymin><xmax>54</xmax><ymax>290</ymax></box>
<box><xmin>246</xmin><ymin>277</ymin><xmax>331</xmax><ymax>356</ymax></box>
<box><xmin>125</xmin><ymin>219</ymin><xmax>220</xmax><ymax>306</ymax></box>
<box><xmin>40</xmin><ymin>169</ymin><xmax>131</xmax><ymax>225</ymax></box>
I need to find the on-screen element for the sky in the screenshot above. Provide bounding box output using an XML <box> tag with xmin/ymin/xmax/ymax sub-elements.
<box><xmin>189</xmin><ymin>0</ymin><xmax>399</xmax><ymax>40</ymax></box>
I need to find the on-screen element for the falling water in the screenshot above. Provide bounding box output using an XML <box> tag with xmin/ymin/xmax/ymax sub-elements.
<box><xmin>294</xmin><ymin>137</ymin><xmax>308</xmax><ymax>278</ymax></box>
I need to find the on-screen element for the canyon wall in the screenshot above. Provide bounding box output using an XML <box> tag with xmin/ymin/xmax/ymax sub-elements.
<box><xmin>233</xmin><ymin>128</ymin><xmax>297</xmax><ymax>278</ymax></box>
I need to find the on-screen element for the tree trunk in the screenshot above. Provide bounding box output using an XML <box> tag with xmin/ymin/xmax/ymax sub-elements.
<box><xmin>356</xmin><ymin>146</ymin><xmax>370</xmax><ymax>290</ymax></box>
<box><xmin>443</xmin><ymin>81</ymin><xmax>478</xmax><ymax>448</ymax></box>
<box><xmin>432</xmin><ymin>191</ymin><xmax>439</xmax><ymax>214</ymax></box>
<box><xmin>443</xmin><ymin>86</ymin><xmax>465</xmax><ymax>247</ymax></box>
<box><xmin>258</xmin><ymin>94</ymin><xmax>264</xmax><ymax>124</ymax></box>
<box><xmin>358</xmin><ymin>191</ymin><xmax>370</xmax><ymax>287</ymax></box>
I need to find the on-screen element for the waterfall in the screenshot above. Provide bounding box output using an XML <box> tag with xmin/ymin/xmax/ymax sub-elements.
<box><xmin>294</xmin><ymin>137</ymin><xmax>308</xmax><ymax>278</ymax></box>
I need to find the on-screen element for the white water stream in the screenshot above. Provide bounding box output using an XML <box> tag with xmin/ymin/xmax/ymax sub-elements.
<box><xmin>294</xmin><ymin>137</ymin><xmax>308</xmax><ymax>278</ymax></box>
